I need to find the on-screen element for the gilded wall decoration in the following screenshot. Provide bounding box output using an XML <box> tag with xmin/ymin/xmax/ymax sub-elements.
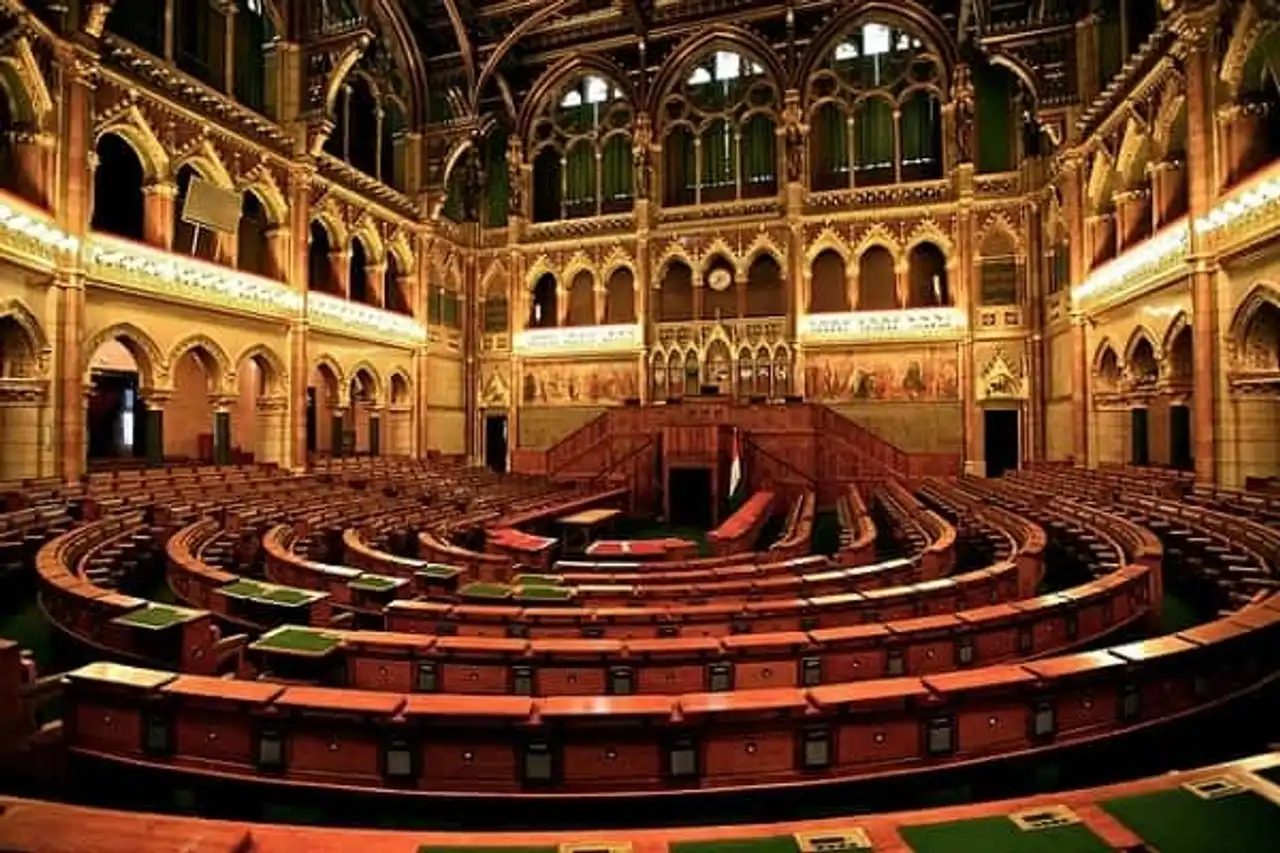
<box><xmin>521</xmin><ymin>360</ymin><xmax>639</xmax><ymax>406</ymax></box>
<box><xmin>805</xmin><ymin>347</ymin><xmax>960</xmax><ymax>402</ymax></box>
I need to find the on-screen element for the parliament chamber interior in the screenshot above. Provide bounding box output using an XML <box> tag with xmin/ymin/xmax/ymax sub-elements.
<box><xmin>2</xmin><ymin>0</ymin><xmax>1280</xmax><ymax>850</ymax></box>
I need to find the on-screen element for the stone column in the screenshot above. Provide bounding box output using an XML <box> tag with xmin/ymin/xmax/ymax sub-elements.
<box><xmin>1184</xmin><ymin>29</ymin><xmax>1220</xmax><ymax>482</ymax></box>
<box><xmin>331</xmin><ymin>406</ymin><xmax>347</xmax><ymax>458</ymax></box>
<box><xmin>286</xmin><ymin>168</ymin><xmax>312</xmax><ymax>470</ymax></box>
<box><xmin>221</xmin><ymin>1</ymin><xmax>237</xmax><ymax>94</ymax></box>
<box><xmin>330</xmin><ymin>250</ymin><xmax>350</xmax><ymax>297</ymax></box>
<box><xmin>212</xmin><ymin>397</ymin><xmax>233</xmax><ymax>465</ymax></box>
<box><xmin>141</xmin><ymin>389</ymin><xmax>170</xmax><ymax>467</ymax></box>
<box><xmin>143</xmin><ymin>181</ymin><xmax>177</xmax><ymax>251</ymax></box>
<box><xmin>1072</xmin><ymin>314</ymin><xmax>1090</xmax><ymax>465</ymax></box>
<box><xmin>369</xmin><ymin>408</ymin><xmax>382</xmax><ymax>456</ymax></box>
<box><xmin>53</xmin><ymin>50</ymin><xmax>95</xmax><ymax>482</ymax></box>
<box><xmin>366</xmin><ymin>263</ymin><xmax>387</xmax><ymax>307</ymax></box>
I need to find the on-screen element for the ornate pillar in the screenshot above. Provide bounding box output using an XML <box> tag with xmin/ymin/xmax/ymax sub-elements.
<box><xmin>369</xmin><ymin>407</ymin><xmax>382</xmax><ymax>456</ymax></box>
<box><xmin>366</xmin><ymin>263</ymin><xmax>387</xmax><ymax>307</ymax></box>
<box><xmin>330</xmin><ymin>405</ymin><xmax>347</xmax><ymax>458</ymax></box>
<box><xmin>1026</xmin><ymin>195</ymin><xmax>1047</xmax><ymax>462</ymax></box>
<box><xmin>53</xmin><ymin>47</ymin><xmax>96</xmax><ymax>482</ymax></box>
<box><xmin>329</xmin><ymin>250</ymin><xmax>350</xmax><ymax>298</ymax></box>
<box><xmin>1183</xmin><ymin>26</ymin><xmax>1220</xmax><ymax>482</ymax></box>
<box><xmin>265</xmin><ymin>226</ymin><xmax>290</xmax><ymax>282</ymax></box>
<box><xmin>286</xmin><ymin>167</ymin><xmax>313</xmax><ymax>469</ymax></box>
<box><xmin>141</xmin><ymin>389</ymin><xmax>170</xmax><ymax>467</ymax></box>
<box><xmin>1061</xmin><ymin>155</ymin><xmax>1089</xmax><ymax>463</ymax></box>
<box><xmin>143</xmin><ymin>181</ymin><xmax>177</xmax><ymax>251</ymax></box>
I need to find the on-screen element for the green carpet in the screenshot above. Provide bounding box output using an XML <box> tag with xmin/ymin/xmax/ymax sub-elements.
<box><xmin>0</xmin><ymin>599</ymin><xmax>55</xmax><ymax>670</ymax></box>
<box><xmin>1101</xmin><ymin>787</ymin><xmax>1280</xmax><ymax>853</ymax></box>
<box><xmin>670</xmin><ymin>836</ymin><xmax>799</xmax><ymax>853</ymax></box>
<box><xmin>899</xmin><ymin>815</ymin><xmax>1112</xmax><ymax>853</ymax></box>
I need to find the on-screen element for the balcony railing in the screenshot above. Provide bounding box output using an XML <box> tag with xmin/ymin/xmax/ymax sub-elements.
<box><xmin>513</xmin><ymin>324</ymin><xmax>643</xmax><ymax>357</ymax></box>
<box><xmin>798</xmin><ymin>307</ymin><xmax>967</xmax><ymax>344</ymax></box>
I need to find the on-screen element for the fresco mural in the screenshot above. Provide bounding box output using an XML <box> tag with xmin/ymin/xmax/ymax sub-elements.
<box><xmin>804</xmin><ymin>346</ymin><xmax>960</xmax><ymax>401</ymax></box>
<box><xmin>522</xmin><ymin>360</ymin><xmax>639</xmax><ymax>405</ymax></box>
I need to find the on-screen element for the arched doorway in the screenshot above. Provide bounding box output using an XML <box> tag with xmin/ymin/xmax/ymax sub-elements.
<box><xmin>309</xmin><ymin>362</ymin><xmax>341</xmax><ymax>456</ymax></box>
<box><xmin>86</xmin><ymin>337</ymin><xmax>146</xmax><ymax>466</ymax></box>
<box><xmin>167</xmin><ymin>347</ymin><xmax>221</xmax><ymax>463</ymax></box>
<box><xmin>346</xmin><ymin>368</ymin><xmax>380</xmax><ymax>455</ymax></box>
<box><xmin>387</xmin><ymin>372</ymin><xmax>413</xmax><ymax>456</ymax></box>
<box><xmin>231</xmin><ymin>348</ymin><xmax>286</xmax><ymax>466</ymax></box>
<box><xmin>0</xmin><ymin>314</ymin><xmax>47</xmax><ymax>479</ymax></box>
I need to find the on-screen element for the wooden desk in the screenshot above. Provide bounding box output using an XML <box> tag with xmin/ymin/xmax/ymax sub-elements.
<box><xmin>558</xmin><ymin>507</ymin><xmax>623</xmax><ymax>554</ymax></box>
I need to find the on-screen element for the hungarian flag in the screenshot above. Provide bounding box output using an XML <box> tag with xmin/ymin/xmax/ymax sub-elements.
<box><xmin>729</xmin><ymin>427</ymin><xmax>744</xmax><ymax>501</ymax></box>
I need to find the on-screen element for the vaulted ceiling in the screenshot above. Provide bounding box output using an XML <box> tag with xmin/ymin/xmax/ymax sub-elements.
<box><xmin>392</xmin><ymin>0</ymin><xmax>1085</xmax><ymax>119</ymax></box>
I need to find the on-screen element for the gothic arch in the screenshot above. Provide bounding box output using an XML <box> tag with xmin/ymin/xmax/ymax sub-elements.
<box><xmin>387</xmin><ymin>368</ymin><xmax>413</xmax><ymax>405</ymax></box>
<box><xmin>797</xmin><ymin>1</ymin><xmax>956</xmax><ymax>95</ymax></box>
<box><xmin>560</xmin><ymin>252</ymin><xmax>596</xmax><ymax>291</ymax></box>
<box><xmin>82</xmin><ymin>322</ymin><xmax>164</xmax><ymax>389</ymax></box>
<box><xmin>0</xmin><ymin>36</ymin><xmax>53</xmax><ymax>130</ymax></box>
<box><xmin>653</xmin><ymin>243</ymin><xmax>697</xmax><ymax>286</ymax></box>
<box><xmin>347</xmin><ymin>360</ymin><xmax>384</xmax><ymax>405</ymax></box>
<box><xmin>739</xmin><ymin>233</ymin><xmax>786</xmax><ymax>280</ymax></box>
<box><xmin>1152</xmin><ymin>81</ymin><xmax>1187</xmax><ymax>160</ymax></box>
<box><xmin>1160</xmin><ymin>310</ymin><xmax>1191</xmax><ymax>359</ymax></box>
<box><xmin>1093</xmin><ymin>337</ymin><xmax>1121</xmax><ymax>375</ymax></box>
<box><xmin>1228</xmin><ymin>282</ymin><xmax>1280</xmax><ymax>352</ymax></box>
<box><xmin>0</xmin><ymin>298</ymin><xmax>49</xmax><ymax>356</ymax></box>
<box><xmin>94</xmin><ymin>107</ymin><xmax>170</xmax><ymax>184</ymax></box>
<box><xmin>1114</xmin><ymin>116</ymin><xmax>1153</xmax><ymax>190</ymax></box>
<box><xmin>311</xmin><ymin>200</ymin><xmax>350</xmax><ymax>250</ymax></box>
<box><xmin>233</xmin><ymin>343</ymin><xmax>288</xmax><ymax>397</ymax></box>
<box><xmin>978</xmin><ymin>213</ymin><xmax>1025</xmax><ymax>257</ymax></box>
<box><xmin>853</xmin><ymin>226</ymin><xmax>903</xmax><ymax>267</ymax></box>
<box><xmin>1122</xmin><ymin>325</ymin><xmax>1160</xmax><ymax>368</ymax></box>
<box><xmin>387</xmin><ymin>231</ymin><xmax>415</xmax><ymax>274</ymax></box>
<box><xmin>518</xmin><ymin>54</ymin><xmax>639</xmax><ymax>140</ymax></box>
<box><xmin>237</xmin><ymin>169</ymin><xmax>289</xmax><ymax>226</ymax></box>
<box><xmin>168</xmin><ymin>334</ymin><xmax>233</xmax><ymax>395</ymax></box>
<box><xmin>173</xmin><ymin>138</ymin><xmax>235</xmax><ymax>189</ymax></box>
<box><xmin>351</xmin><ymin>217</ymin><xmax>386</xmax><ymax>264</ymax></box>
<box><xmin>651</xmin><ymin>26</ymin><xmax>787</xmax><ymax>106</ymax></box>
<box><xmin>1220</xmin><ymin>3</ymin><xmax>1275</xmax><ymax>99</ymax></box>
<box><xmin>311</xmin><ymin>354</ymin><xmax>347</xmax><ymax>396</ymax></box>
<box><xmin>600</xmin><ymin>247</ymin><xmax>637</xmax><ymax>284</ymax></box>
<box><xmin>481</xmin><ymin>258</ymin><xmax>510</xmax><ymax>296</ymax></box>
<box><xmin>805</xmin><ymin>228</ymin><xmax>852</xmax><ymax>266</ymax></box>
<box><xmin>1086</xmin><ymin>148</ymin><xmax>1117</xmax><ymax>212</ymax></box>
<box><xmin>525</xmin><ymin>255</ymin><xmax>558</xmax><ymax>292</ymax></box>
<box><xmin>698</xmin><ymin>237</ymin><xmax>738</xmax><ymax>277</ymax></box>
<box><xmin>904</xmin><ymin>220</ymin><xmax>955</xmax><ymax>264</ymax></box>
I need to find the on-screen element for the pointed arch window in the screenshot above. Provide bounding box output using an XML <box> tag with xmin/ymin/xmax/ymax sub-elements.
<box><xmin>531</xmin><ymin>74</ymin><xmax>633</xmax><ymax>221</ymax></box>
<box><xmin>808</xmin><ymin>21</ymin><xmax>941</xmax><ymax>190</ymax></box>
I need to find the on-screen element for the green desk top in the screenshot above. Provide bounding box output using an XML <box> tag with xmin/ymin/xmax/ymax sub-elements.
<box><xmin>514</xmin><ymin>585</ymin><xmax>575</xmax><ymax>601</ymax></box>
<box><xmin>416</xmin><ymin>563</ymin><xmax>464</xmax><ymax>581</ymax></box>
<box><xmin>459</xmin><ymin>582</ymin><xmax>513</xmax><ymax>600</ymax></box>
<box><xmin>670</xmin><ymin>836</ymin><xmax>800</xmax><ymax>853</ymax></box>
<box><xmin>111</xmin><ymin>603</ymin><xmax>207</xmax><ymax>630</ymax></box>
<box><xmin>899</xmin><ymin>814</ymin><xmax>1112</xmax><ymax>853</ymax></box>
<box><xmin>220</xmin><ymin>578</ymin><xmax>326</xmax><ymax>607</ymax></box>
<box><xmin>348</xmin><ymin>573</ymin><xmax>408</xmax><ymax>593</ymax></box>
<box><xmin>250</xmin><ymin>625</ymin><xmax>342</xmax><ymax>657</ymax></box>
<box><xmin>513</xmin><ymin>573</ymin><xmax>563</xmax><ymax>586</ymax></box>
<box><xmin>1101</xmin><ymin>786</ymin><xmax>1280</xmax><ymax>853</ymax></box>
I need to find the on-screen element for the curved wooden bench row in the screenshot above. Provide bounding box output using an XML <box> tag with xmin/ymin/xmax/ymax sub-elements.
<box><xmin>57</xmin><ymin>591</ymin><xmax>1280</xmax><ymax>796</ymax></box>
<box><xmin>875</xmin><ymin>480</ymin><xmax>957</xmax><ymax>579</ymax></box>
<box><xmin>969</xmin><ymin>477</ymin><xmax>1165</xmax><ymax>617</ymax></box>
<box><xmin>252</xmin><ymin>559</ymin><xmax>1152</xmax><ymax>695</ymax></box>
<box><xmin>3</xmin><ymin>751</ymin><xmax>1278</xmax><ymax>851</ymax></box>
<box><xmin>37</xmin><ymin>516</ymin><xmax>222</xmax><ymax>673</ymax></box>
<box><xmin>766</xmin><ymin>490</ymin><xmax>815</xmax><ymax>561</ymax></box>
<box><xmin>166</xmin><ymin>520</ymin><xmax>334</xmax><ymax>631</ymax></box>
<box><xmin>835</xmin><ymin>484</ymin><xmax>877</xmax><ymax>567</ymax></box>
<box><xmin>708</xmin><ymin>491</ymin><xmax>776</xmax><ymax>556</ymax></box>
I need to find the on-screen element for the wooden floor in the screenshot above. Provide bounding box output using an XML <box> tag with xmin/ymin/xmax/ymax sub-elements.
<box><xmin>1</xmin><ymin>752</ymin><xmax>1277</xmax><ymax>852</ymax></box>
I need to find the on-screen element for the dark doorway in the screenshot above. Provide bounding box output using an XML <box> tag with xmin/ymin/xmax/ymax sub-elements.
<box><xmin>983</xmin><ymin>409</ymin><xmax>1020</xmax><ymax>478</ymax></box>
<box><xmin>87</xmin><ymin>371</ymin><xmax>143</xmax><ymax>460</ymax></box>
<box><xmin>1170</xmin><ymin>404</ymin><xmax>1193</xmax><ymax>470</ymax></box>
<box><xmin>1131</xmin><ymin>408</ymin><xmax>1150</xmax><ymax>465</ymax></box>
<box><xmin>668</xmin><ymin>467</ymin><xmax>712</xmax><ymax>528</ymax></box>
<box><xmin>305</xmin><ymin>388</ymin><xmax>317</xmax><ymax>454</ymax></box>
<box><xmin>485</xmin><ymin>415</ymin><xmax>508</xmax><ymax>473</ymax></box>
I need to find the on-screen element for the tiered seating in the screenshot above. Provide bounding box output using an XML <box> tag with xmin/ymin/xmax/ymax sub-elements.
<box><xmin>766</xmin><ymin>490</ymin><xmax>815</xmax><ymax>560</ymax></box>
<box><xmin>707</xmin><ymin>490</ymin><xmax>775</xmax><ymax>555</ymax></box>
<box><xmin>835</xmin><ymin>484</ymin><xmax>876</xmax><ymax>566</ymax></box>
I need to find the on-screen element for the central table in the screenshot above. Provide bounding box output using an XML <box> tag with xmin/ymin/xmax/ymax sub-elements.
<box><xmin>584</xmin><ymin>537</ymin><xmax>699</xmax><ymax>561</ymax></box>
<box><xmin>557</xmin><ymin>507</ymin><xmax>623</xmax><ymax>554</ymax></box>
